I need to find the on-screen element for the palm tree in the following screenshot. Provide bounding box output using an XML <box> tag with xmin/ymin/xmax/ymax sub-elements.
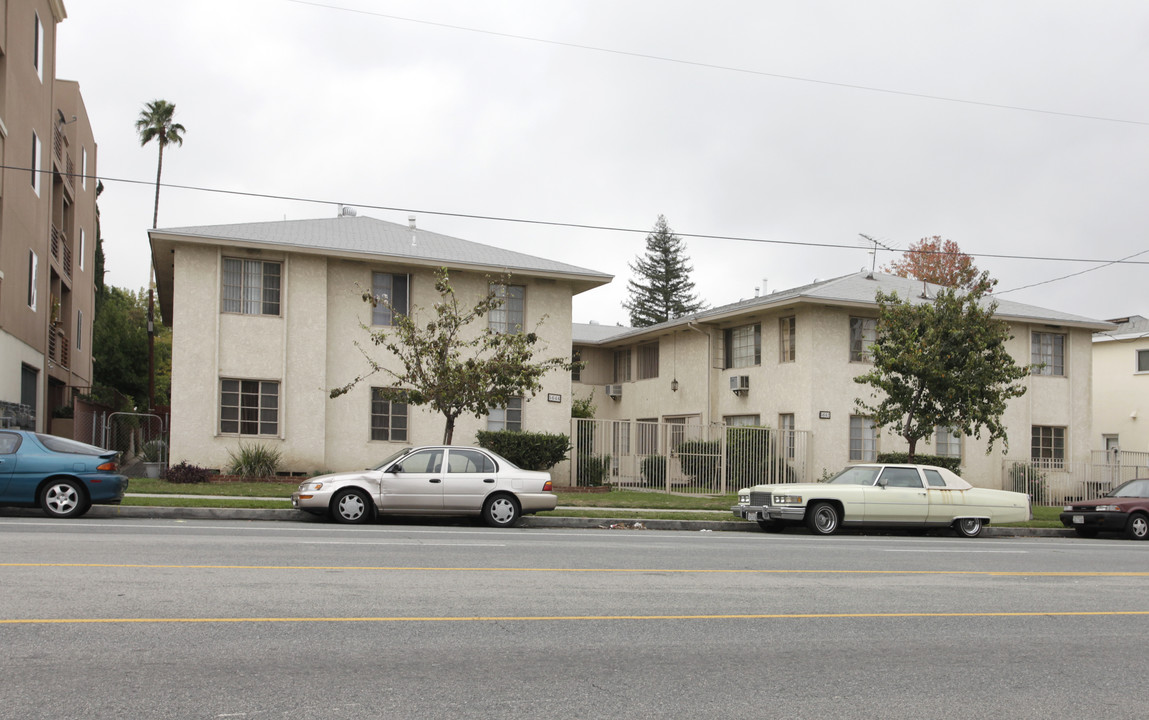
<box><xmin>134</xmin><ymin>99</ymin><xmax>186</xmax><ymax>229</ymax></box>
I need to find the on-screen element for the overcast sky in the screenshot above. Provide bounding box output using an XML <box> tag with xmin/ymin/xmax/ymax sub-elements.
<box><xmin>56</xmin><ymin>0</ymin><xmax>1149</xmax><ymax>327</ymax></box>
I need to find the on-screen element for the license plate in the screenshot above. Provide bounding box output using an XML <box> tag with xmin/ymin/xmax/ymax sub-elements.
<box><xmin>746</xmin><ymin>511</ymin><xmax>758</xmax><ymax>522</ymax></box>
<box><xmin>1073</xmin><ymin>515</ymin><xmax>1084</xmax><ymax>524</ymax></box>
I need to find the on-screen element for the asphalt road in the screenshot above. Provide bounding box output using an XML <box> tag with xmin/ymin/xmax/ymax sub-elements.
<box><xmin>1</xmin><ymin>517</ymin><xmax>1146</xmax><ymax>719</ymax></box>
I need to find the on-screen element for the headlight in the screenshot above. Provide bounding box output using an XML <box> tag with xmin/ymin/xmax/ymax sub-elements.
<box><xmin>298</xmin><ymin>481</ymin><xmax>324</xmax><ymax>492</ymax></box>
<box><xmin>773</xmin><ymin>495</ymin><xmax>803</xmax><ymax>504</ymax></box>
<box><xmin>738</xmin><ymin>494</ymin><xmax>750</xmax><ymax>506</ymax></box>
<box><xmin>1095</xmin><ymin>505</ymin><xmax>1120</xmax><ymax>512</ymax></box>
<box><xmin>1063</xmin><ymin>505</ymin><xmax>1074</xmax><ymax>511</ymax></box>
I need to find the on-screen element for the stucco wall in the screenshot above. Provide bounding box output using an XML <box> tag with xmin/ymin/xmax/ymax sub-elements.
<box><xmin>1093</xmin><ymin>336</ymin><xmax>1149</xmax><ymax>453</ymax></box>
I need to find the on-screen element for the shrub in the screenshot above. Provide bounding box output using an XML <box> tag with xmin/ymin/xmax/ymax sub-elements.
<box><xmin>140</xmin><ymin>439</ymin><xmax>167</xmax><ymax>463</ymax></box>
<box><xmin>166</xmin><ymin>461</ymin><xmax>209</xmax><ymax>484</ymax></box>
<box><xmin>726</xmin><ymin>427</ymin><xmax>798</xmax><ymax>486</ymax></box>
<box><xmin>877</xmin><ymin>452</ymin><xmax>962</xmax><ymax>475</ymax></box>
<box><xmin>476</xmin><ymin>430</ymin><xmax>571</xmax><ymax>471</ymax></box>
<box><xmin>640</xmin><ymin>455</ymin><xmax>667</xmax><ymax>487</ymax></box>
<box><xmin>226</xmin><ymin>442</ymin><xmax>283</xmax><ymax>478</ymax></box>
<box><xmin>677</xmin><ymin>439</ymin><xmax>720</xmax><ymax>485</ymax></box>
<box><xmin>577</xmin><ymin>453</ymin><xmax>611</xmax><ymax>486</ymax></box>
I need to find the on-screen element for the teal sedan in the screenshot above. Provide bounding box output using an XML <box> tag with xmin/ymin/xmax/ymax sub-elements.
<box><xmin>0</xmin><ymin>430</ymin><xmax>128</xmax><ymax>518</ymax></box>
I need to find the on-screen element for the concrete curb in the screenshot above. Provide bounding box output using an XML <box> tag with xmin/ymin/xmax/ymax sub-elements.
<box><xmin>0</xmin><ymin>504</ymin><xmax>1077</xmax><ymax>537</ymax></box>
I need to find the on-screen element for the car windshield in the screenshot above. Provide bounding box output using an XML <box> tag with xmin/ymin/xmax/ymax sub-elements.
<box><xmin>34</xmin><ymin>433</ymin><xmax>109</xmax><ymax>456</ymax></box>
<box><xmin>827</xmin><ymin>466</ymin><xmax>882</xmax><ymax>486</ymax></box>
<box><xmin>371</xmin><ymin>447</ymin><xmax>415</xmax><ymax>471</ymax></box>
<box><xmin>1109</xmin><ymin>479</ymin><xmax>1149</xmax><ymax>498</ymax></box>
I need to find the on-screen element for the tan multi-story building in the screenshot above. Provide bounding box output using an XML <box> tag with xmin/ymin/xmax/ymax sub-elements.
<box><xmin>1092</xmin><ymin>315</ymin><xmax>1149</xmax><ymax>458</ymax></box>
<box><xmin>0</xmin><ymin>0</ymin><xmax>98</xmax><ymax>432</ymax></box>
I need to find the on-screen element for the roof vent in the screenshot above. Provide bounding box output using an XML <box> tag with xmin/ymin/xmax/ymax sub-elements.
<box><xmin>338</xmin><ymin>205</ymin><xmax>357</xmax><ymax>217</ymax></box>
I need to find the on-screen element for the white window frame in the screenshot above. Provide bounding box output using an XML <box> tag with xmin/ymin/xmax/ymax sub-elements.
<box><xmin>849</xmin><ymin>317</ymin><xmax>877</xmax><ymax>362</ymax></box>
<box><xmin>487</xmin><ymin>397</ymin><xmax>523</xmax><ymax>432</ymax></box>
<box><xmin>489</xmin><ymin>283</ymin><xmax>525</xmax><ymax>334</ymax></box>
<box><xmin>1137</xmin><ymin>349</ymin><xmax>1149</xmax><ymax>374</ymax></box>
<box><xmin>637</xmin><ymin>342</ymin><xmax>659</xmax><ymax>380</ymax></box>
<box><xmin>79</xmin><ymin>228</ymin><xmax>86</xmax><ymax>271</ymax></box>
<box><xmin>934</xmin><ymin>426</ymin><xmax>961</xmax><ymax>460</ymax></box>
<box><xmin>219</xmin><ymin>379</ymin><xmax>280</xmax><ymax>437</ymax></box>
<box><xmin>850</xmin><ymin>415</ymin><xmax>877</xmax><ymax>462</ymax></box>
<box><xmin>1031</xmin><ymin>425</ymin><xmax>1066</xmax><ymax>468</ymax></box>
<box><xmin>779</xmin><ymin>316</ymin><xmax>796</xmax><ymax>363</ymax></box>
<box><xmin>725</xmin><ymin>323</ymin><xmax>761</xmax><ymax>369</ymax></box>
<box><xmin>76</xmin><ymin>309</ymin><xmax>83</xmax><ymax>351</ymax></box>
<box><xmin>31</xmin><ymin>131</ymin><xmax>41</xmax><ymax>196</ymax></box>
<box><xmin>34</xmin><ymin>11</ymin><xmax>44</xmax><ymax>82</ymax></box>
<box><xmin>1031</xmin><ymin>332</ymin><xmax>1066</xmax><ymax>376</ymax></box>
<box><xmin>370</xmin><ymin>388</ymin><xmax>408</xmax><ymax>442</ymax></box>
<box><xmin>613</xmin><ymin>348</ymin><xmax>632</xmax><ymax>383</ymax></box>
<box><xmin>27</xmin><ymin>250</ymin><xmax>38</xmax><ymax>310</ymax></box>
<box><xmin>724</xmin><ymin>415</ymin><xmax>760</xmax><ymax>427</ymax></box>
<box><xmin>371</xmin><ymin>272</ymin><xmax>409</xmax><ymax>327</ymax></box>
<box><xmin>221</xmin><ymin>258</ymin><xmax>281</xmax><ymax>316</ymax></box>
<box><xmin>779</xmin><ymin>413</ymin><xmax>796</xmax><ymax>459</ymax></box>
<box><xmin>81</xmin><ymin>147</ymin><xmax>87</xmax><ymax>190</ymax></box>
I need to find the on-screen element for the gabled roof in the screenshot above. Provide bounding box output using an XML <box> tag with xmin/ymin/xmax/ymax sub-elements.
<box><xmin>575</xmin><ymin>271</ymin><xmax>1113</xmax><ymax>346</ymax></box>
<box><xmin>149</xmin><ymin>216</ymin><xmax>612</xmax><ymax>322</ymax></box>
<box><xmin>1093</xmin><ymin>314</ymin><xmax>1149</xmax><ymax>343</ymax></box>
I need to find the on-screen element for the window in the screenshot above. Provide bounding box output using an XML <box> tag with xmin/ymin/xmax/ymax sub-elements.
<box><xmin>220</xmin><ymin>379</ymin><xmax>279</xmax><ymax>436</ymax></box>
<box><xmin>79</xmin><ymin>228</ymin><xmax>86</xmax><ymax>271</ymax></box>
<box><xmin>724</xmin><ymin>324</ymin><xmax>761</xmax><ymax>369</ymax></box>
<box><xmin>571</xmin><ymin>350</ymin><xmax>581</xmax><ymax>382</ymax></box>
<box><xmin>27</xmin><ymin>250</ymin><xmax>37</xmax><ymax>310</ymax></box>
<box><xmin>935</xmin><ymin>426</ymin><xmax>961</xmax><ymax>459</ymax></box>
<box><xmin>1031</xmin><ymin>426</ymin><xmax>1065</xmax><ymax>467</ymax></box>
<box><xmin>779</xmin><ymin>316</ymin><xmax>796</xmax><ymax>362</ymax></box>
<box><xmin>34</xmin><ymin>12</ymin><xmax>43</xmax><ymax>82</ymax></box>
<box><xmin>1137</xmin><ymin>349</ymin><xmax>1149</xmax><ymax>373</ymax></box>
<box><xmin>487</xmin><ymin>397</ymin><xmax>522</xmax><ymax>431</ymax></box>
<box><xmin>849</xmin><ymin>317</ymin><xmax>877</xmax><ymax>362</ymax></box>
<box><xmin>724</xmin><ymin>415</ymin><xmax>760</xmax><ymax>427</ymax></box>
<box><xmin>636</xmin><ymin>419</ymin><xmax>658</xmax><ymax>455</ymax></box>
<box><xmin>1031</xmin><ymin>332</ymin><xmax>1065</xmax><ymax>376</ymax></box>
<box><xmin>850</xmin><ymin>415</ymin><xmax>877</xmax><ymax>462</ymax></box>
<box><xmin>31</xmin><ymin>131</ymin><xmax>41</xmax><ymax>195</ymax></box>
<box><xmin>613</xmin><ymin>348</ymin><xmax>631</xmax><ymax>383</ymax></box>
<box><xmin>779</xmin><ymin>413</ymin><xmax>796</xmax><ymax>459</ymax></box>
<box><xmin>371</xmin><ymin>272</ymin><xmax>409</xmax><ymax>326</ymax></box>
<box><xmin>447</xmin><ymin>448</ymin><xmax>495</xmax><ymax>473</ymax></box>
<box><xmin>370</xmin><ymin>388</ymin><xmax>408</xmax><ymax>442</ymax></box>
<box><xmin>76</xmin><ymin>310</ymin><xmax>83</xmax><ymax>351</ymax></box>
<box><xmin>637</xmin><ymin>343</ymin><xmax>659</xmax><ymax>380</ymax></box>
<box><xmin>81</xmin><ymin>147</ymin><xmax>87</xmax><ymax>190</ymax></box>
<box><xmin>924</xmin><ymin>469</ymin><xmax>947</xmax><ymax>487</ymax></box>
<box><xmin>222</xmin><ymin>258</ymin><xmax>281</xmax><ymax>316</ymax></box>
<box><xmin>489</xmin><ymin>284</ymin><xmax>525</xmax><ymax>334</ymax></box>
<box><xmin>880</xmin><ymin>467</ymin><xmax>923</xmax><ymax>488</ymax></box>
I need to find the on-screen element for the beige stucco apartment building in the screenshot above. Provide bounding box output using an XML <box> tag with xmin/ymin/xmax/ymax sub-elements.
<box><xmin>1092</xmin><ymin>315</ymin><xmax>1149</xmax><ymax>458</ymax></box>
<box><xmin>573</xmin><ymin>272</ymin><xmax>1111</xmax><ymax>490</ymax></box>
<box><xmin>0</xmin><ymin>0</ymin><xmax>98</xmax><ymax>432</ymax></box>
<box><xmin>149</xmin><ymin>215</ymin><xmax>610</xmax><ymax>474</ymax></box>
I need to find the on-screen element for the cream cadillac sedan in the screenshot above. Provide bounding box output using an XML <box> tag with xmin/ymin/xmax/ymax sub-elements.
<box><xmin>292</xmin><ymin>446</ymin><xmax>557</xmax><ymax>527</ymax></box>
<box><xmin>733</xmin><ymin>464</ymin><xmax>1031</xmax><ymax>537</ymax></box>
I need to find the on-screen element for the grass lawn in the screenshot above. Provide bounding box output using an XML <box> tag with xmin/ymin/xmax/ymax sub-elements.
<box><xmin>124</xmin><ymin>478</ymin><xmax>1066</xmax><ymax>526</ymax></box>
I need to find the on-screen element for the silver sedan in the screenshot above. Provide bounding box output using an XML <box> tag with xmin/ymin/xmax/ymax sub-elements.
<box><xmin>291</xmin><ymin>446</ymin><xmax>558</xmax><ymax>527</ymax></box>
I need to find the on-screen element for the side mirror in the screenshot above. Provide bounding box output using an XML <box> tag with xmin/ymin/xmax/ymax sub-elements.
<box><xmin>389</xmin><ymin>463</ymin><xmax>403</xmax><ymax>474</ymax></box>
<box><xmin>876</xmin><ymin>477</ymin><xmax>888</xmax><ymax>488</ymax></box>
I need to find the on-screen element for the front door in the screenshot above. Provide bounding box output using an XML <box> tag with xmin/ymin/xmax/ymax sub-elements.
<box><xmin>441</xmin><ymin>448</ymin><xmax>497</xmax><ymax>512</ymax></box>
<box><xmin>0</xmin><ymin>431</ymin><xmax>18</xmax><ymax>498</ymax></box>
<box><xmin>862</xmin><ymin>467</ymin><xmax>929</xmax><ymax>523</ymax></box>
<box><xmin>379</xmin><ymin>448</ymin><xmax>444</xmax><ymax>510</ymax></box>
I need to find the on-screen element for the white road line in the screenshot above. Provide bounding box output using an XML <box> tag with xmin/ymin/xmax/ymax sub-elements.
<box><xmin>297</xmin><ymin>541</ymin><xmax>507</xmax><ymax>547</ymax></box>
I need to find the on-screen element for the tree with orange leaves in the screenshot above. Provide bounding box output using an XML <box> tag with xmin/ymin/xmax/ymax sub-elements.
<box><xmin>885</xmin><ymin>236</ymin><xmax>993</xmax><ymax>291</ymax></box>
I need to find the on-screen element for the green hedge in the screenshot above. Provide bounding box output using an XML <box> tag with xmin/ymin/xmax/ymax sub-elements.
<box><xmin>577</xmin><ymin>453</ymin><xmax>611</xmax><ymax>486</ymax></box>
<box><xmin>476</xmin><ymin>430</ymin><xmax>571</xmax><ymax>471</ymax></box>
<box><xmin>640</xmin><ymin>454</ymin><xmax>667</xmax><ymax>487</ymax></box>
<box><xmin>876</xmin><ymin>452</ymin><xmax>962</xmax><ymax>475</ymax></box>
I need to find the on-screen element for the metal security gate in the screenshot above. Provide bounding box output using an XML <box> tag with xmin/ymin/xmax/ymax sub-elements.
<box><xmin>571</xmin><ymin>418</ymin><xmax>810</xmax><ymax>494</ymax></box>
<box><xmin>104</xmin><ymin>412</ymin><xmax>168</xmax><ymax>478</ymax></box>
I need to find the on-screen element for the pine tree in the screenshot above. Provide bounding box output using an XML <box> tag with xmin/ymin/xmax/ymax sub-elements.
<box><xmin>623</xmin><ymin>215</ymin><xmax>704</xmax><ymax>327</ymax></box>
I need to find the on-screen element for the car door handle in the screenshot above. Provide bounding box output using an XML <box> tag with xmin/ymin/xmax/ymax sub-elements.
<box><xmin>429</xmin><ymin>478</ymin><xmax>442</xmax><ymax>484</ymax></box>
<box><xmin>483</xmin><ymin>478</ymin><xmax>495</xmax><ymax>483</ymax></box>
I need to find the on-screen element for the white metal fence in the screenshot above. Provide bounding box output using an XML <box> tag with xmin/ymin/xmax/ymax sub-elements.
<box><xmin>1001</xmin><ymin>456</ymin><xmax>1149</xmax><ymax>506</ymax></box>
<box><xmin>571</xmin><ymin>418</ymin><xmax>811</xmax><ymax>494</ymax></box>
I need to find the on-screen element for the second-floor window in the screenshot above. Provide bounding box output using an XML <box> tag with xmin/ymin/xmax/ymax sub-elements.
<box><xmin>371</xmin><ymin>272</ymin><xmax>409</xmax><ymax>326</ymax></box>
<box><xmin>637</xmin><ymin>343</ymin><xmax>659</xmax><ymax>380</ymax></box>
<box><xmin>724</xmin><ymin>324</ymin><xmax>761</xmax><ymax>369</ymax></box>
<box><xmin>1031</xmin><ymin>332</ymin><xmax>1066</xmax><ymax>376</ymax></box>
<box><xmin>779</xmin><ymin>316</ymin><xmax>796</xmax><ymax>362</ymax></box>
<box><xmin>34</xmin><ymin>12</ymin><xmax>43</xmax><ymax>82</ymax></box>
<box><xmin>571</xmin><ymin>350</ymin><xmax>582</xmax><ymax>382</ymax></box>
<box><xmin>31</xmin><ymin>132</ymin><xmax>41</xmax><ymax>196</ymax></box>
<box><xmin>1139</xmin><ymin>349</ymin><xmax>1149</xmax><ymax>373</ymax></box>
<box><xmin>489</xmin><ymin>284</ymin><xmax>525</xmax><ymax>334</ymax></box>
<box><xmin>849</xmin><ymin>317</ymin><xmax>877</xmax><ymax>362</ymax></box>
<box><xmin>27</xmin><ymin>250</ymin><xmax>38</xmax><ymax>310</ymax></box>
<box><xmin>614</xmin><ymin>348</ymin><xmax>632</xmax><ymax>383</ymax></box>
<box><xmin>222</xmin><ymin>258</ymin><xmax>281</xmax><ymax>316</ymax></box>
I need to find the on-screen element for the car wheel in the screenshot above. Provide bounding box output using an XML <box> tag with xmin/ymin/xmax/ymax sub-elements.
<box><xmin>1125</xmin><ymin>513</ymin><xmax>1149</xmax><ymax>541</ymax></box>
<box><xmin>805</xmin><ymin>502</ymin><xmax>840</xmax><ymax>535</ymax></box>
<box><xmin>757</xmin><ymin>519</ymin><xmax>784</xmax><ymax>533</ymax></box>
<box><xmin>331</xmin><ymin>489</ymin><xmax>372</xmax><ymax>524</ymax></box>
<box><xmin>1073</xmin><ymin>527</ymin><xmax>1099</xmax><ymax>538</ymax></box>
<box><xmin>482</xmin><ymin>494</ymin><xmax>521</xmax><ymax>528</ymax></box>
<box><xmin>954</xmin><ymin>518</ymin><xmax>983</xmax><ymax>538</ymax></box>
<box><xmin>40</xmin><ymin>479</ymin><xmax>89</xmax><ymax>519</ymax></box>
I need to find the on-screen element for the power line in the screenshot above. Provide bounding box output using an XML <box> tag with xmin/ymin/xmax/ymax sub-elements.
<box><xmin>14</xmin><ymin>163</ymin><xmax>1149</xmax><ymax>269</ymax></box>
<box><xmin>282</xmin><ymin>0</ymin><xmax>1149</xmax><ymax>127</ymax></box>
<box><xmin>995</xmin><ymin>248</ymin><xmax>1149</xmax><ymax>295</ymax></box>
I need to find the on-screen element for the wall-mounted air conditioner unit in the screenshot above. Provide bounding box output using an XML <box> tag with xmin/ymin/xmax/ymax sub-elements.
<box><xmin>730</xmin><ymin>375</ymin><xmax>750</xmax><ymax>396</ymax></box>
<box><xmin>605</xmin><ymin>384</ymin><xmax>623</xmax><ymax>399</ymax></box>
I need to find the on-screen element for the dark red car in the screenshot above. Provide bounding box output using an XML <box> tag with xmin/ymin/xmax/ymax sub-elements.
<box><xmin>1061</xmin><ymin>478</ymin><xmax>1149</xmax><ymax>540</ymax></box>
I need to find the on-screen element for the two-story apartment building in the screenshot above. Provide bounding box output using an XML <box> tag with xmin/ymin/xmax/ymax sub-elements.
<box><xmin>1092</xmin><ymin>315</ymin><xmax>1149</xmax><ymax>459</ymax></box>
<box><xmin>149</xmin><ymin>214</ymin><xmax>611</xmax><ymax>474</ymax></box>
<box><xmin>0</xmin><ymin>0</ymin><xmax>98</xmax><ymax>432</ymax></box>
<box><xmin>573</xmin><ymin>271</ymin><xmax>1111</xmax><ymax>490</ymax></box>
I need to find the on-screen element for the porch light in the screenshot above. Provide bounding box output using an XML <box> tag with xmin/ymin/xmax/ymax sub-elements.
<box><xmin>671</xmin><ymin>378</ymin><xmax>679</xmax><ymax>392</ymax></box>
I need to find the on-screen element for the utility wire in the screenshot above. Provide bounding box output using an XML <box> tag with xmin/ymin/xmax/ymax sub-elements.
<box><xmin>282</xmin><ymin>0</ymin><xmax>1149</xmax><ymax>127</ymax></box>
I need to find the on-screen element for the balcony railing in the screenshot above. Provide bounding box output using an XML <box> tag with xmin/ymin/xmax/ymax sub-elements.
<box><xmin>50</xmin><ymin>225</ymin><xmax>72</xmax><ymax>279</ymax></box>
<box><xmin>48</xmin><ymin>325</ymin><xmax>70</xmax><ymax>370</ymax></box>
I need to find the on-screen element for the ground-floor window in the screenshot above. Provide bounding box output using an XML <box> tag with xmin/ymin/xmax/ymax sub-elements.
<box><xmin>850</xmin><ymin>415</ymin><xmax>877</xmax><ymax>462</ymax></box>
<box><xmin>220</xmin><ymin>379</ymin><xmax>279</xmax><ymax>436</ymax></box>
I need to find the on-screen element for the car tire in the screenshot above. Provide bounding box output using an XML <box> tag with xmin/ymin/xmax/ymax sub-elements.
<box><xmin>482</xmin><ymin>494</ymin><xmax>521</xmax><ymax>528</ymax></box>
<box><xmin>757</xmin><ymin>519</ymin><xmax>784</xmax><ymax>533</ymax></box>
<box><xmin>1072</xmin><ymin>527</ymin><xmax>1099</xmax><ymax>538</ymax></box>
<box><xmin>40</xmin><ymin>479</ymin><xmax>89</xmax><ymax>519</ymax></box>
<box><xmin>954</xmin><ymin>518</ymin><xmax>983</xmax><ymax>538</ymax></box>
<box><xmin>1125</xmin><ymin>513</ymin><xmax>1149</xmax><ymax>541</ymax></box>
<box><xmin>331</xmin><ymin>489</ymin><xmax>372</xmax><ymax>524</ymax></box>
<box><xmin>805</xmin><ymin>502</ymin><xmax>840</xmax><ymax>535</ymax></box>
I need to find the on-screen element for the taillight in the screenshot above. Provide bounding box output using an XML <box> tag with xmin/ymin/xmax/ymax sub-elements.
<box><xmin>97</xmin><ymin>461</ymin><xmax>117</xmax><ymax>472</ymax></box>
<box><xmin>543</xmin><ymin>480</ymin><xmax>553</xmax><ymax>491</ymax></box>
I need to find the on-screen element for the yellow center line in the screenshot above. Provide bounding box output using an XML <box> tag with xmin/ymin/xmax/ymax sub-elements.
<box><xmin>3</xmin><ymin>611</ymin><xmax>1149</xmax><ymax>625</ymax></box>
<box><xmin>2</xmin><ymin>563</ymin><xmax>1149</xmax><ymax>577</ymax></box>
